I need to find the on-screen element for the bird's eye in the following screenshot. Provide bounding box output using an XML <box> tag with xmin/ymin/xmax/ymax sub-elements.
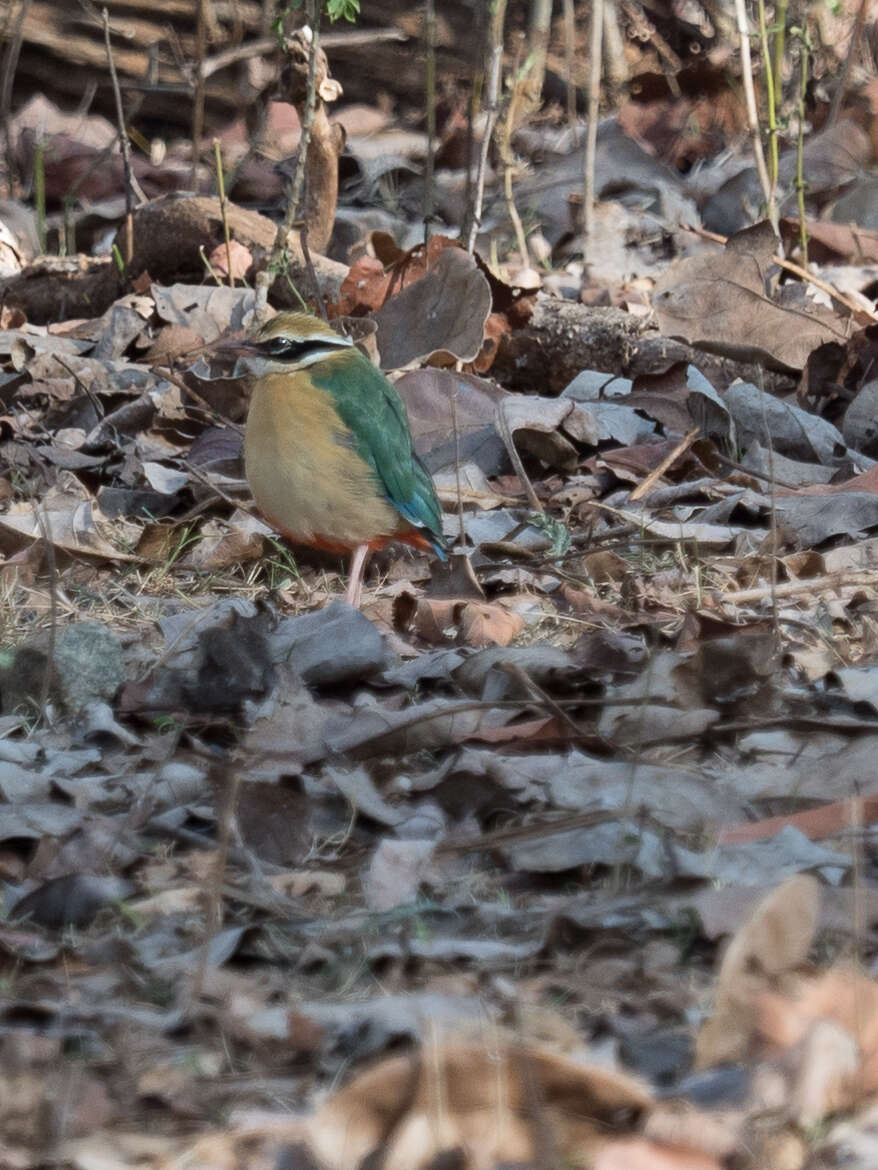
<box><xmin>266</xmin><ymin>337</ymin><xmax>296</xmax><ymax>356</ymax></box>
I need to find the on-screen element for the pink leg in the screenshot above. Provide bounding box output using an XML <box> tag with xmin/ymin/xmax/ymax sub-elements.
<box><xmin>345</xmin><ymin>543</ymin><xmax>371</xmax><ymax>608</ymax></box>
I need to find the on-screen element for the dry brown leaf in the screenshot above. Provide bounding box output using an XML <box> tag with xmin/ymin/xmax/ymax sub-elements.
<box><xmin>654</xmin><ymin>221</ymin><xmax>852</xmax><ymax>370</ymax></box>
<box><xmin>781</xmin><ymin>217</ymin><xmax>878</xmax><ymax>264</ymax></box>
<box><xmin>207</xmin><ymin>240</ymin><xmax>253</xmax><ymax>281</ymax></box>
<box><xmin>395</xmin><ymin>367</ymin><xmax>509</xmax><ymax>473</ymax></box>
<box><xmin>396</xmin><ymin>595</ymin><xmax>525</xmax><ymax>647</ymax></box>
<box><xmin>334</xmin><ymin>233</ymin><xmax>459</xmax><ymax>316</ymax></box>
<box><xmin>457</xmin><ymin>601</ymin><xmax>525</xmax><ymax>647</ymax></box>
<box><xmin>695</xmin><ymin>874</ymin><xmax>820</xmax><ymax>1067</ymax></box>
<box><xmin>757</xmin><ymin>965</ymin><xmax>878</xmax><ymax>1118</ymax></box>
<box><xmin>306</xmin><ymin>1039</ymin><xmax>652</xmax><ymax>1170</ymax></box>
<box><xmin>0</xmin><ymin>497</ymin><xmax>140</xmax><ymax>561</ymax></box>
<box><xmin>594</xmin><ymin>1139</ymin><xmax>723</xmax><ymax>1170</ymax></box>
<box><xmin>178</xmin><ymin>520</ymin><xmax>265</xmax><ymax>569</ymax></box>
<box><xmin>372</xmin><ymin>246</ymin><xmax>492</xmax><ymax>369</ymax></box>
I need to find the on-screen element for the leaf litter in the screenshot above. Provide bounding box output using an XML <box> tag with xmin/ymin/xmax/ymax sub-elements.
<box><xmin>2</xmin><ymin>11</ymin><xmax>878</xmax><ymax>1169</ymax></box>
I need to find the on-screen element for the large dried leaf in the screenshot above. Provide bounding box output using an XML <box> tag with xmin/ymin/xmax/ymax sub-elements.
<box><xmin>0</xmin><ymin>496</ymin><xmax>140</xmax><ymax>560</ymax></box>
<box><xmin>395</xmin><ymin>367</ymin><xmax>509</xmax><ymax>473</ymax></box>
<box><xmin>654</xmin><ymin>222</ymin><xmax>852</xmax><ymax>370</ymax></box>
<box><xmin>372</xmin><ymin>246</ymin><xmax>492</xmax><ymax>368</ymax></box>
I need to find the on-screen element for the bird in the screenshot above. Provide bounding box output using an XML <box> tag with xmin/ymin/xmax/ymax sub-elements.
<box><xmin>225</xmin><ymin>311</ymin><xmax>446</xmax><ymax>608</ymax></box>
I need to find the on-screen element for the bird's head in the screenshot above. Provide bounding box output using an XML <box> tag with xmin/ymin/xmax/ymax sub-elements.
<box><xmin>220</xmin><ymin>312</ymin><xmax>354</xmax><ymax>378</ymax></box>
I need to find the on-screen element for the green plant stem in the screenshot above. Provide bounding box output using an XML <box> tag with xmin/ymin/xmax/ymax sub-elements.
<box><xmin>213</xmin><ymin>138</ymin><xmax>234</xmax><ymax>288</ymax></box>
<box><xmin>757</xmin><ymin>0</ymin><xmax>778</xmax><ymax>211</ymax></box>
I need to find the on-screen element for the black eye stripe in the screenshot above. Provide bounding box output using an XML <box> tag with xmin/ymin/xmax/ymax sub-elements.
<box><xmin>259</xmin><ymin>336</ymin><xmax>349</xmax><ymax>360</ymax></box>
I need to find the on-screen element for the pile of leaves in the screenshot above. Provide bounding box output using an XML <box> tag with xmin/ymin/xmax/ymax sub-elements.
<box><xmin>2</xmin><ymin>4</ymin><xmax>878</xmax><ymax>1167</ymax></box>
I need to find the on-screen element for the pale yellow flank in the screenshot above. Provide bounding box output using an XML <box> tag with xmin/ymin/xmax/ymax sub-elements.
<box><xmin>244</xmin><ymin>370</ymin><xmax>399</xmax><ymax>551</ymax></box>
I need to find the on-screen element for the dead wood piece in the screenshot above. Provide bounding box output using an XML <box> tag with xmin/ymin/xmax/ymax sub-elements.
<box><xmin>120</xmin><ymin>194</ymin><xmax>277</xmax><ymax>284</ymax></box>
<box><xmin>492</xmin><ymin>296</ymin><xmax>797</xmax><ymax>396</ymax></box>
<box><xmin>630</xmin><ymin>335</ymin><xmax>796</xmax><ymax>396</ymax></box>
<box><xmin>13</xmin><ymin>0</ymin><xmax>266</xmax><ymax>133</ymax></box>
<box><xmin>492</xmin><ymin>297</ymin><xmax>646</xmax><ymax>393</ymax></box>
<box><xmin>0</xmin><ymin>195</ymin><xmax>347</xmax><ymax>323</ymax></box>
<box><xmin>0</xmin><ymin>254</ymin><xmax>119</xmax><ymax>325</ymax></box>
<box><xmin>120</xmin><ymin>194</ymin><xmax>346</xmax><ymax>308</ymax></box>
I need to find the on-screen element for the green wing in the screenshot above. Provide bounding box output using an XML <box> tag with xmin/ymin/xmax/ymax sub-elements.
<box><xmin>311</xmin><ymin>352</ymin><xmax>445</xmax><ymax>554</ymax></box>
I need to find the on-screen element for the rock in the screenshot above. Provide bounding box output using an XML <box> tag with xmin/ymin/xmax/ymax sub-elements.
<box><xmin>1</xmin><ymin>620</ymin><xmax>125</xmax><ymax>716</ymax></box>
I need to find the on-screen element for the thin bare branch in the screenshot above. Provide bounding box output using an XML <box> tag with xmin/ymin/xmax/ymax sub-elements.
<box><xmin>102</xmin><ymin>6</ymin><xmax>137</xmax><ymax>264</ymax></box>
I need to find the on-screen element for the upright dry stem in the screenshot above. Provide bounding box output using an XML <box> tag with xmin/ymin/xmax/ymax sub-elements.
<box><xmin>423</xmin><ymin>0</ymin><xmax>436</xmax><ymax>246</ymax></box>
<box><xmin>33</xmin><ymin>506</ymin><xmax>57</xmax><ymax>722</ymax></box>
<box><xmin>526</xmin><ymin>0</ymin><xmax>552</xmax><ymax>104</ymax></box>
<box><xmin>583</xmin><ymin>0</ymin><xmax>604</xmax><ymax>246</ymax></box>
<box><xmin>562</xmin><ymin>0</ymin><xmax>577</xmax><ymax>125</ymax></box>
<box><xmin>33</xmin><ymin>137</ymin><xmax>45</xmax><ymax>253</ymax></box>
<box><xmin>601</xmin><ymin>0</ymin><xmax>628</xmax><ymax>88</ymax></box>
<box><xmin>283</xmin><ymin>9</ymin><xmax>321</xmax><ymax>240</ymax></box>
<box><xmin>102</xmin><ymin>6</ymin><xmax>135</xmax><ymax>264</ymax></box>
<box><xmin>828</xmin><ymin>0</ymin><xmax>868</xmax><ymax>126</ymax></box>
<box><xmin>795</xmin><ymin>33</ymin><xmax>810</xmax><ymax>268</ymax></box>
<box><xmin>191</xmin><ymin>761</ymin><xmax>241</xmax><ymax>1003</ymax></box>
<box><xmin>733</xmin><ymin>0</ymin><xmax>774</xmax><ymax>230</ymax></box>
<box><xmin>462</xmin><ymin>6</ymin><xmax>488</xmax><ymax>245</ymax></box>
<box><xmin>756</xmin><ymin>367</ymin><xmax>779</xmax><ymax>644</ymax></box>
<box><xmin>0</xmin><ymin>0</ymin><xmax>31</xmax><ymax>197</ymax></box>
<box><xmin>465</xmin><ymin>0</ymin><xmax>506</xmax><ymax>254</ymax></box>
<box><xmin>498</xmin><ymin>57</ymin><xmax>531</xmax><ymax>268</ymax></box>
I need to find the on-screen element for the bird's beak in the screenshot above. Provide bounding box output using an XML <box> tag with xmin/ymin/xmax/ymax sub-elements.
<box><xmin>211</xmin><ymin>336</ymin><xmax>262</xmax><ymax>357</ymax></box>
<box><xmin>189</xmin><ymin>335</ymin><xmax>263</xmax><ymax>382</ymax></box>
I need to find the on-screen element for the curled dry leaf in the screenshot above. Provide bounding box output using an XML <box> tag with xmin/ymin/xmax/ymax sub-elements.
<box><xmin>0</xmin><ymin>497</ymin><xmax>140</xmax><ymax>561</ymax></box>
<box><xmin>395</xmin><ymin>594</ymin><xmax>525</xmax><ymax>647</ymax></box>
<box><xmin>178</xmin><ymin>519</ymin><xmax>265</xmax><ymax>570</ymax></box>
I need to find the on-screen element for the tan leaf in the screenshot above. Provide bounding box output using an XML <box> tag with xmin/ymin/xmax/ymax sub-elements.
<box><xmin>695</xmin><ymin>874</ymin><xmax>820</xmax><ymax>1067</ymax></box>
<box><xmin>306</xmin><ymin>1039</ymin><xmax>652</xmax><ymax>1170</ymax></box>
<box><xmin>653</xmin><ymin>221</ymin><xmax>851</xmax><ymax>370</ymax></box>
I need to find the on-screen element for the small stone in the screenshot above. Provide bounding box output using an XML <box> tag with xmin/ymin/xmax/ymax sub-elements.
<box><xmin>1</xmin><ymin>621</ymin><xmax>126</xmax><ymax>716</ymax></box>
